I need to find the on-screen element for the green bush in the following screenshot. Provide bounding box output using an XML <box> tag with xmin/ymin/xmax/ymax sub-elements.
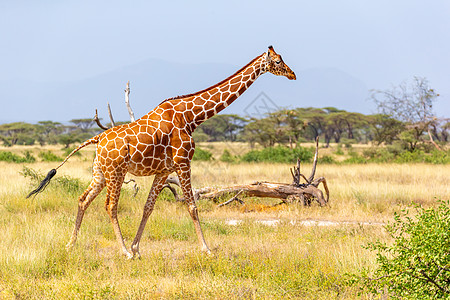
<box><xmin>241</xmin><ymin>146</ymin><xmax>314</xmax><ymax>163</ymax></box>
<box><xmin>220</xmin><ymin>149</ymin><xmax>237</xmax><ymax>163</ymax></box>
<box><xmin>21</xmin><ymin>166</ymin><xmax>85</xmax><ymax>196</ymax></box>
<box><xmin>362</xmin><ymin>147</ymin><xmax>395</xmax><ymax>163</ymax></box>
<box><xmin>354</xmin><ymin>148</ymin><xmax>450</xmax><ymax>164</ymax></box>
<box><xmin>350</xmin><ymin>200</ymin><xmax>450</xmax><ymax>299</ymax></box>
<box><xmin>62</xmin><ymin>146</ymin><xmax>81</xmax><ymax>157</ymax></box>
<box><xmin>342</xmin><ymin>155</ymin><xmax>367</xmax><ymax>164</ymax></box>
<box><xmin>320</xmin><ymin>155</ymin><xmax>336</xmax><ymax>164</ymax></box>
<box><xmin>340</xmin><ymin>138</ymin><xmax>355</xmax><ymax>148</ymax></box>
<box><xmin>334</xmin><ymin>145</ymin><xmax>344</xmax><ymax>155</ymax></box>
<box><xmin>0</xmin><ymin>151</ymin><xmax>36</xmax><ymax>163</ymax></box>
<box><xmin>395</xmin><ymin>149</ymin><xmax>450</xmax><ymax>164</ymax></box>
<box><xmin>39</xmin><ymin>150</ymin><xmax>63</xmax><ymax>162</ymax></box>
<box><xmin>192</xmin><ymin>148</ymin><xmax>213</xmax><ymax>161</ymax></box>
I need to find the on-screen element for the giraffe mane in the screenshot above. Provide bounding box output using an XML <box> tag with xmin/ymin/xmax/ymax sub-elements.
<box><xmin>158</xmin><ymin>54</ymin><xmax>263</xmax><ymax>105</ymax></box>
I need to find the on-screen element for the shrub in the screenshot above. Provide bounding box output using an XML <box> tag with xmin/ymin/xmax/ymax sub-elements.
<box><xmin>320</xmin><ymin>155</ymin><xmax>335</xmax><ymax>164</ymax></box>
<box><xmin>334</xmin><ymin>145</ymin><xmax>344</xmax><ymax>155</ymax></box>
<box><xmin>356</xmin><ymin>148</ymin><xmax>450</xmax><ymax>164</ymax></box>
<box><xmin>340</xmin><ymin>138</ymin><xmax>355</xmax><ymax>148</ymax></box>
<box><xmin>62</xmin><ymin>146</ymin><xmax>81</xmax><ymax>157</ymax></box>
<box><xmin>342</xmin><ymin>155</ymin><xmax>367</xmax><ymax>164</ymax></box>
<box><xmin>220</xmin><ymin>149</ymin><xmax>237</xmax><ymax>163</ymax></box>
<box><xmin>192</xmin><ymin>148</ymin><xmax>213</xmax><ymax>161</ymax></box>
<box><xmin>395</xmin><ymin>149</ymin><xmax>450</xmax><ymax>164</ymax></box>
<box><xmin>39</xmin><ymin>150</ymin><xmax>63</xmax><ymax>162</ymax></box>
<box><xmin>21</xmin><ymin>166</ymin><xmax>85</xmax><ymax>195</ymax></box>
<box><xmin>350</xmin><ymin>200</ymin><xmax>450</xmax><ymax>299</ymax></box>
<box><xmin>241</xmin><ymin>146</ymin><xmax>314</xmax><ymax>163</ymax></box>
<box><xmin>0</xmin><ymin>151</ymin><xmax>36</xmax><ymax>163</ymax></box>
<box><xmin>362</xmin><ymin>147</ymin><xmax>394</xmax><ymax>163</ymax></box>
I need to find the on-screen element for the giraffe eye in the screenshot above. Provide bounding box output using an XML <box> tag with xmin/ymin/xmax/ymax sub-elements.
<box><xmin>275</xmin><ymin>60</ymin><xmax>281</xmax><ymax>65</ymax></box>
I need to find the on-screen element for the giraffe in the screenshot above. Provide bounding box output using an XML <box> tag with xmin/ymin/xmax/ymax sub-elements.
<box><xmin>27</xmin><ymin>46</ymin><xmax>296</xmax><ymax>258</ymax></box>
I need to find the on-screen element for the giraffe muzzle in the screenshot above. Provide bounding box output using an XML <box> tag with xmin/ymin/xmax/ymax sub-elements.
<box><xmin>288</xmin><ymin>72</ymin><xmax>297</xmax><ymax>80</ymax></box>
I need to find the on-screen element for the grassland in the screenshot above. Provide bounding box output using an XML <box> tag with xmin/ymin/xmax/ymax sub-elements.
<box><xmin>0</xmin><ymin>144</ymin><xmax>448</xmax><ymax>299</ymax></box>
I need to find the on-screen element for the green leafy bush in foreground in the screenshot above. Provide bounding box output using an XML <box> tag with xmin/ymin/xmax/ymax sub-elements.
<box><xmin>350</xmin><ymin>200</ymin><xmax>450</xmax><ymax>299</ymax></box>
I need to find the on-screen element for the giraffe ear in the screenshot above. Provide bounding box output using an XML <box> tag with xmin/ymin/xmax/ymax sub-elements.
<box><xmin>267</xmin><ymin>45</ymin><xmax>275</xmax><ymax>61</ymax></box>
<box><xmin>266</xmin><ymin>49</ymin><xmax>272</xmax><ymax>62</ymax></box>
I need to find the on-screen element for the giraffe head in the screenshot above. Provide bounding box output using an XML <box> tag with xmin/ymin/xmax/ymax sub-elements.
<box><xmin>264</xmin><ymin>46</ymin><xmax>296</xmax><ymax>80</ymax></box>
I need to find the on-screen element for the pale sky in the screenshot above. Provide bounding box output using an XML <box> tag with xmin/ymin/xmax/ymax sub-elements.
<box><xmin>1</xmin><ymin>0</ymin><xmax>449</xmax><ymax>119</ymax></box>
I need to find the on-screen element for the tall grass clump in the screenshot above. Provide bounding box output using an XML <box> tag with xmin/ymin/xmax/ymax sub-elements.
<box><xmin>241</xmin><ymin>145</ymin><xmax>314</xmax><ymax>163</ymax></box>
<box><xmin>0</xmin><ymin>150</ymin><xmax>35</xmax><ymax>163</ymax></box>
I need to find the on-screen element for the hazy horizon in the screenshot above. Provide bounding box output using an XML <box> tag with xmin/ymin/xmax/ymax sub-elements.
<box><xmin>1</xmin><ymin>0</ymin><xmax>449</xmax><ymax>122</ymax></box>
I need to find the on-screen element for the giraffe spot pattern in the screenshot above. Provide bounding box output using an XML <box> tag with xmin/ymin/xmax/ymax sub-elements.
<box><xmin>64</xmin><ymin>47</ymin><xmax>296</xmax><ymax>257</ymax></box>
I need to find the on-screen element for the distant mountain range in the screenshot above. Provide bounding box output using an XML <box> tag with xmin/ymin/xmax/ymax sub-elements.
<box><xmin>1</xmin><ymin>58</ymin><xmax>373</xmax><ymax>123</ymax></box>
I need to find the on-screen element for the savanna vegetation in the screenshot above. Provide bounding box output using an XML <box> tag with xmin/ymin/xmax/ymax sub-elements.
<box><xmin>0</xmin><ymin>77</ymin><xmax>448</xmax><ymax>298</ymax></box>
<box><xmin>0</xmin><ymin>143</ymin><xmax>448</xmax><ymax>299</ymax></box>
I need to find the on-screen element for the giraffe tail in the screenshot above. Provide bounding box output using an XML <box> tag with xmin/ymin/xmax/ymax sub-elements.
<box><xmin>26</xmin><ymin>135</ymin><xmax>100</xmax><ymax>199</ymax></box>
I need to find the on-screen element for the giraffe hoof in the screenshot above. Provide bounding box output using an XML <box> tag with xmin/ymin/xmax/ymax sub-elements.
<box><xmin>124</xmin><ymin>251</ymin><xmax>133</xmax><ymax>260</ymax></box>
<box><xmin>131</xmin><ymin>244</ymin><xmax>141</xmax><ymax>259</ymax></box>
<box><xmin>202</xmin><ymin>246</ymin><xmax>212</xmax><ymax>255</ymax></box>
<box><xmin>65</xmin><ymin>242</ymin><xmax>74</xmax><ymax>252</ymax></box>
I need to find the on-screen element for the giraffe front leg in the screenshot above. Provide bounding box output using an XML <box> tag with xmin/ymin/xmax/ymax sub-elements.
<box><xmin>105</xmin><ymin>179</ymin><xmax>133</xmax><ymax>259</ymax></box>
<box><xmin>131</xmin><ymin>173</ymin><xmax>169</xmax><ymax>259</ymax></box>
<box><xmin>177</xmin><ymin>165</ymin><xmax>211</xmax><ymax>253</ymax></box>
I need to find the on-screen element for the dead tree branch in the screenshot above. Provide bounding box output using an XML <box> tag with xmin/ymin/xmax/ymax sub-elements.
<box><xmin>197</xmin><ymin>140</ymin><xmax>329</xmax><ymax>206</ymax></box>
<box><xmin>162</xmin><ymin>176</ymin><xmax>184</xmax><ymax>202</ymax></box>
<box><xmin>107</xmin><ymin>102</ymin><xmax>116</xmax><ymax>127</ymax></box>
<box><xmin>123</xmin><ymin>178</ymin><xmax>139</xmax><ymax>198</ymax></box>
<box><xmin>217</xmin><ymin>190</ymin><xmax>245</xmax><ymax>207</ymax></box>
<box><xmin>428</xmin><ymin>129</ymin><xmax>443</xmax><ymax>151</ymax></box>
<box><xmin>93</xmin><ymin>81</ymin><xmax>134</xmax><ymax>130</ymax></box>
<box><xmin>93</xmin><ymin>109</ymin><xmax>109</xmax><ymax>130</ymax></box>
<box><xmin>125</xmin><ymin>81</ymin><xmax>135</xmax><ymax>122</ymax></box>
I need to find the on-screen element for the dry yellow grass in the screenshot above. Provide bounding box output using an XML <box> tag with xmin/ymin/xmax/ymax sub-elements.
<box><xmin>0</xmin><ymin>144</ymin><xmax>448</xmax><ymax>299</ymax></box>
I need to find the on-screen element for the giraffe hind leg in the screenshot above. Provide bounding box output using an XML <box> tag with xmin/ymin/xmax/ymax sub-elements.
<box><xmin>131</xmin><ymin>173</ymin><xmax>169</xmax><ymax>259</ymax></box>
<box><xmin>66</xmin><ymin>175</ymin><xmax>106</xmax><ymax>250</ymax></box>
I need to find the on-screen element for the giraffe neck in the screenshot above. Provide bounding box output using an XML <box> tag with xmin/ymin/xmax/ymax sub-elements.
<box><xmin>179</xmin><ymin>53</ymin><xmax>267</xmax><ymax>131</ymax></box>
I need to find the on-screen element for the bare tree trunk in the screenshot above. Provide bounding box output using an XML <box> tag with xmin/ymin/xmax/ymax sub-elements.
<box><xmin>125</xmin><ymin>81</ymin><xmax>135</xmax><ymax>122</ymax></box>
<box><xmin>428</xmin><ymin>129</ymin><xmax>442</xmax><ymax>151</ymax></box>
<box><xmin>107</xmin><ymin>102</ymin><xmax>116</xmax><ymax>127</ymax></box>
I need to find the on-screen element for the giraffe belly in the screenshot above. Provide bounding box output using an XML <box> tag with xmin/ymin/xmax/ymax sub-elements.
<box><xmin>127</xmin><ymin>146</ymin><xmax>176</xmax><ymax>177</ymax></box>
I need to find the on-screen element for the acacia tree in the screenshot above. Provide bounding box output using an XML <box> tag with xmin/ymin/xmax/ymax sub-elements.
<box><xmin>0</xmin><ymin>122</ymin><xmax>37</xmax><ymax>145</ymax></box>
<box><xmin>371</xmin><ymin>77</ymin><xmax>440</xmax><ymax>151</ymax></box>
<box><xmin>297</xmin><ymin>107</ymin><xmax>327</xmax><ymax>141</ymax></box>
<box><xmin>36</xmin><ymin>121</ymin><xmax>64</xmax><ymax>145</ymax></box>
<box><xmin>198</xmin><ymin>114</ymin><xmax>247</xmax><ymax>142</ymax></box>
<box><xmin>369</xmin><ymin>114</ymin><xmax>405</xmax><ymax>145</ymax></box>
<box><xmin>70</xmin><ymin>118</ymin><xmax>95</xmax><ymax>132</ymax></box>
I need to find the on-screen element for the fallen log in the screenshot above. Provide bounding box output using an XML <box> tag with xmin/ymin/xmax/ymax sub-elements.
<box><xmin>195</xmin><ymin>137</ymin><xmax>329</xmax><ymax>207</ymax></box>
<box><xmin>197</xmin><ymin>180</ymin><xmax>328</xmax><ymax>206</ymax></box>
